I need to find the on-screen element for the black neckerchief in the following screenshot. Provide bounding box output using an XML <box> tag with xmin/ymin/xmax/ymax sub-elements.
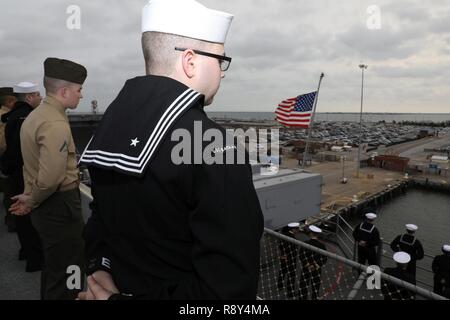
<box><xmin>400</xmin><ymin>234</ymin><xmax>416</xmax><ymax>246</ymax></box>
<box><xmin>79</xmin><ymin>75</ymin><xmax>204</xmax><ymax>177</ymax></box>
<box><xmin>360</xmin><ymin>222</ymin><xmax>375</xmax><ymax>233</ymax></box>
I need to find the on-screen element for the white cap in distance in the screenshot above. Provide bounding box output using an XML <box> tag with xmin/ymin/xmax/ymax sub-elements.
<box><xmin>309</xmin><ymin>225</ymin><xmax>322</xmax><ymax>233</ymax></box>
<box><xmin>13</xmin><ymin>82</ymin><xmax>39</xmax><ymax>94</ymax></box>
<box><xmin>365</xmin><ymin>213</ymin><xmax>377</xmax><ymax>220</ymax></box>
<box><xmin>393</xmin><ymin>252</ymin><xmax>411</xmax><ymax>264</ymax></box>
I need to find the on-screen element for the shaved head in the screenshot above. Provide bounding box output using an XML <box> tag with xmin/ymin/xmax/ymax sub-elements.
<box><xmin>44</xmin><ymin>76</ymin><xmax>76</xmax><ymax>95</ymax></box>
<box><xmin>142</xmin><ymin>32</ymin><xmax>211</xmax><ymax>76</ymax></box>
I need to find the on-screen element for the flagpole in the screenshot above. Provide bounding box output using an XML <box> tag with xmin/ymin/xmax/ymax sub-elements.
<box><xmin>356</xmin><ymin>64</ymin><xmax>368</xmax><ymax>178</ymax></box>
<box><xmin>302</xmin><ymin>72</ymin><xmax>325</xmax><ymax>169</ymax></box>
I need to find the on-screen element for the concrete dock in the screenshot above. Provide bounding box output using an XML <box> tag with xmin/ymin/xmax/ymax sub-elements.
<box><xmin>280</xmin><ymin>131</ymin><xmax>450</xmax><ymax>213</ymax></box>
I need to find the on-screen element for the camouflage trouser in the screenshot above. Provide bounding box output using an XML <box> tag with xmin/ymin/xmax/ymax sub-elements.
<box><xmin>31</xmin><ymin>188</ymin><xmax>86</xmax><ymax>300</ymax></box>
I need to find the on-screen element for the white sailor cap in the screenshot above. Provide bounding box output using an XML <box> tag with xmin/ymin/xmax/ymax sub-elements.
<box><xmin>309</xmin><ymin>225</ymin><xmax>322</xmax><ymax>234</ymax></box>
<box><xmin>443</xmin><ymin>245</ymin><xmax>450</xmax><ymax>253</ymax></box>
<box><xmin>406</xmin><ymin>224</ymin><xmax>418</xmax><ymax>232</ymax></box>
<box><xmin>365</xmin><ymin>213</ymin><xmax>377</xmax><ymax>220</ymax></box>
<box><xmin>288</xmin><ymin>222</ymin><xmax>300</xmax><ymax>228</ymax></box>
<box><xmin>13</xmin><ymin>82</ymin><xmax>39</xmax><ymax>94</ymax></box>
<box><xmin>393</xmin><ymin>251</ymin><xmax>411</xmax><ymax>264</ymax></box>
<box><xmin>142</xmin><ymin>0</ymin><xmax>234</xmax><ymax>44</ymax></box>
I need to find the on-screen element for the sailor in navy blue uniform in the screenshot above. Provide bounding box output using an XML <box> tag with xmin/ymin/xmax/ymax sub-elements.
<box><xmin>277</xmin><ymin>222</ymin><xmax>300</xmax><ymax>298</ymax></box>
<box><xmin>352</xmin><ymin>213</ymin><xmax>381</xmax><ymax>266</ymax></box>
<box><xmin>390</xmin><ymin>224</ymin><xmax>424</xmax><ymax>278</ymax></box>
<box><xmin>77</xmin><ymin>0</ymin><xmax>264</xmax><ymax>300</ymax></box>
<box><xmin>298</xmin><ymin>225</ymin><xmax>327</xmax><ymax>300</ymax></box>
<box><xmin>432</xmin><ymin>244</ymin><xmax>450</xmax><ymax>298</ymax></box>
<box><xmin>381</xmin><ymin>252</ymin><xmax>416</xmax><ymax>300</ymax></box>
<box><xmin>1</xmin><ymin>82</ymin><xmax>43</xmax><ymax>273</ymax></box>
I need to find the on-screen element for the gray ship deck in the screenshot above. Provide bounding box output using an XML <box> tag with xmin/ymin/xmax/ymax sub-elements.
<box><xmin>0</xmin><ymin>198</ymin><xmax>40</xmax><ymax>300</ymax></box>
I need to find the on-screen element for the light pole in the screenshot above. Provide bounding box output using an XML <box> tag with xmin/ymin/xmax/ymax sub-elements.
<box><xmin>357</xmin><ymin>64</ymin><xmax>368</xmax><ymax>178</ymax></box>
<box><xmin>341</xmin><ymin>155</ymin><xmax>347</xmax><ymax>184</ymax></box>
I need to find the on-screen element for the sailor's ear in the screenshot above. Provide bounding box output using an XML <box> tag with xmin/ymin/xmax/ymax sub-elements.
<box><xmin>180</xmin><ymin>49</ymin><xmax>196</xmax><ymax>79</ymax></box>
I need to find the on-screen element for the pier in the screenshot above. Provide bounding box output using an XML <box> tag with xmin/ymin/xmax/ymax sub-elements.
<box><xmin>68</xmin><ymin>112</ymin><xmax>103</xmax><ymax>127</ymax></box>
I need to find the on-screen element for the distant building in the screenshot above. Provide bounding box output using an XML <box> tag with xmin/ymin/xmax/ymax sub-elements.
<box><xmin>369</xmin><ymin>155</ymin><xmax>409</xmax><ymax>172</ymax></box>
<box><xmin>430</xmin><ymin>155</ymin><xmax>448</xmax><ymax>164</ymax></box>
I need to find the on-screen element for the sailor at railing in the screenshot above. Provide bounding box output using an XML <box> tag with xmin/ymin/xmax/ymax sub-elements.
<box><xmin>352</xmin><ymin>213</ymin><xmax>381</xmax><ymax>266</ymax></box>
<box><xmin>432</xmin><ymin>244</ymin><xmax>450</xmax><ymax>298</ymax></box>
<box><xmin>390</xmin><ymin>224</ymin><xmax>424</xmax><ymax>279</ymax></box>
<box><xmin>298</xmin><ymin>225</ymin><xmax>327</xmax><ymax>300</ymax></box>
<box><xmin>381</xmin><ymin>252</ymin><xmax>416</xmax><ymax>300</ymax></box>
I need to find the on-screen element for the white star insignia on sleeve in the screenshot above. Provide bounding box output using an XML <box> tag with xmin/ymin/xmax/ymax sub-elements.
<box><xmin>130</xmin><ymin>138</ymin><xmax>140</xmax><ymax>147</ymax></box>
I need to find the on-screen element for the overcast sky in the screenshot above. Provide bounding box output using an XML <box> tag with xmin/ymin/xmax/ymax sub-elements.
<box><xmin>1</xmin><ymin>0</ymin><xmax>450</xmax><ymax>113</ymax></box>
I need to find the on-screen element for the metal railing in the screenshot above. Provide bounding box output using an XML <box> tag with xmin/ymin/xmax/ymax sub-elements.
<box><xmin>258</xmin><ymin>228</ymin><xmax>447</xmax><ymax>300</ymax></box>
<box><xmin>306</xmin><ymin>212</ymin><xmax>438</xmax><ymax>291</ymax></box>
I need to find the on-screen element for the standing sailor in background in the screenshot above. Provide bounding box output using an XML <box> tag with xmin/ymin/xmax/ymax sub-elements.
<box><xmin>298</xmin><ymin>225</ymin><xmax>327</xmax><ymax>300</ymax></box>
<box><xmin>2</xmin><ymin>82</ymin><xmax>43</xmax><ymax>271</ymax></box>
<box><xmin>10</xmin><ymin>58</ymin><xmax>87</xmax><ymax>300</ymax></box>
<box><xmin>432</xmin><ymin>244</ymin><xmax>450</xmax><ymax>298</ymax></box>
<box><xmin>0</xmin><ymin>87</ymin><xmax>17</xmax><ymax>155</ymax></box>
<box><xmin>390</xmin><ymin>224</ymin><xmax>424</xmax><ymax>279</ymax></box>
<box><xmin>352</xmin><ymin>213</ymin><xmax>381</xmax><ymax>266</ymax></box>
<box><xmin>381</xmin><ymin>252</ymin><xmax>416</xmax><ymax>300</ymax></box>
<box><xmin>78</xmin><ymin>0</ymin><xmax>263</xmax><ymax>300</ymax></box>
<box><xmin>277</xmin><ymin>222</ymin><xmax>300</xmax><ymax>298</ymax></box>
<box><xmin>0</xmin><ymin>87</ymin><xmax>17</xmax><ymax>231</ymax></box>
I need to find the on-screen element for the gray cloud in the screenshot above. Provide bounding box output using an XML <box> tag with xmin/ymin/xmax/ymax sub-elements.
<box><xmin>383</xmin><ymin>2</ymin><xmax>431</xmax><ymax>22</ymax></box>
<box><xmin>373</xmin><ymin>65</ymin><xmax>449</xmax><ymax>79</ymax></box>
<box><xmin>336</xmin><ymin>23</ymin><xmax>428</xmax><ymax>61</ymax></box>
<box><xmin>429</xmin><ymin>16</ymin><xmax>450</xmax><ymax>34</ymax></box>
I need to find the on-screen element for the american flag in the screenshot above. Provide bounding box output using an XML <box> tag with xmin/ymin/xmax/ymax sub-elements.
<box><xmin>275</xmin><ymin>91</ymin><xmax>317</xmax><ymax>128</ymax></box>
